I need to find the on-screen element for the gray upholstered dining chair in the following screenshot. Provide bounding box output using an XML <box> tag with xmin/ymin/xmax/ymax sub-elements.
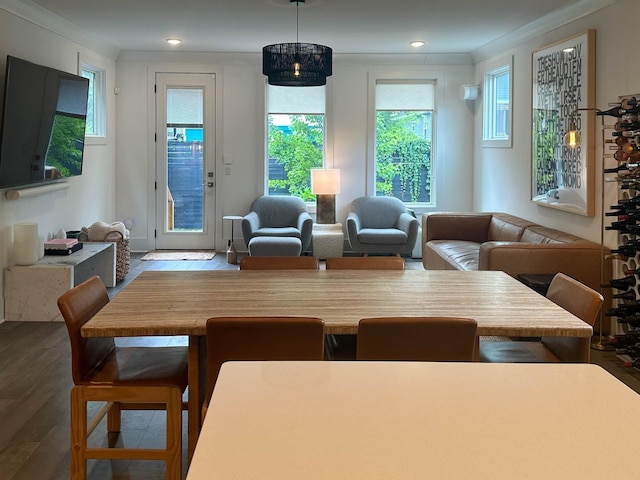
<box><xmin>346</xmin><ymin>196</ymin><xmax>419</xmax><ymax>256</ymax></box>
<box><xmin>242</xmin><ymin>195</ymin><xmax>313</xmax><ymax>256</ymax></box>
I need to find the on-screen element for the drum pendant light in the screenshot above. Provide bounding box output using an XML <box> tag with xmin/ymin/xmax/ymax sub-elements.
<box><xmin>263</xmin><ymin>1</ymin><xmax>332</xmax><ymax>87</ymax></box>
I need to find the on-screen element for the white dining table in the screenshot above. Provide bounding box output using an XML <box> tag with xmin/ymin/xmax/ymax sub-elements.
<box><xmin>187</xmin><ymin>361</ymin><xmax>640</xmax><ymax>479</ymax></box>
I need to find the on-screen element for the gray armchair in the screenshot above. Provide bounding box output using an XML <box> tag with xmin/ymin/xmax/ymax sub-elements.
<box><xmin>242</xmin><ymin>195</ymin><xmax>313</xmax><ymax>254</ymax></box>
<box><xmin>347</xmin><ymin>196</ymin><xmax>419</xmax><ymax>255</ymax></box>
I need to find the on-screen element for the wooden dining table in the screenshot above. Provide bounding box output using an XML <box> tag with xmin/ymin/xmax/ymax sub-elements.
<box><xmin>80</xmin><ymin>269</ymin><xmax>593</xmax><ymax>460</ymax></box>
<box><xmin>186</xmin><ymin>361</ymin><xmax>640</xmax><ymax>479</ymax></box>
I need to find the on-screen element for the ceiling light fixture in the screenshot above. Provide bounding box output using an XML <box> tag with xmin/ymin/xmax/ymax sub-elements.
<box><xmin>166</xmin><ymin>38</ymin><xmax>182</xmax><ymax>45</ymax></box>
<box><xmin>410</xmin><ymin>41</ymin><xmax>425</xmax><ymax>48</ymax></box>
<box><xmin>262</xmin><ymin>0</ymin><xmax>332</xmax><ymax>87</ymax></box>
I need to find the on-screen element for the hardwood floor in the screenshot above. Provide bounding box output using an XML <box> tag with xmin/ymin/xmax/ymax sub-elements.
<box><xmin>0</xmin><ymin>252</ymin><xmax>638</xmax><ymax>479</ymax></box>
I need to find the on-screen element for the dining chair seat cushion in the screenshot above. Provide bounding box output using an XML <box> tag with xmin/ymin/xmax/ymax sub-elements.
<box><xmin>357</xmin><ymin>228</ymin><xmax>408</xmax><ymax>245</ymax></box>
<box><xmin>85</xmin><ymin>346</ymin><xmax>189</xmax><ymax>388</ymax></box>
<box><xmin>478</xmin><ymin>341</ymin><xmax>561</xmax><ymax>363</ymax></box>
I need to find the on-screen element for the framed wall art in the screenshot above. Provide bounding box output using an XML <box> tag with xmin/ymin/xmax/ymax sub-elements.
<box><xmin>531</xmin><ymin>30</ymin><xmax>596</xmax><ymax>216</ymax></box>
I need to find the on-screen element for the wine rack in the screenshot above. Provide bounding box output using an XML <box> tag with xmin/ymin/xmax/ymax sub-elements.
<box><xmin>602</xmin><ymin>95</ymin><xmax>640</xmax><ymax>370</ymax></box>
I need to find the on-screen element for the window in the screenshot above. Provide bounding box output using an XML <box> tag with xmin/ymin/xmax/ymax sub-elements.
<box><xmin>266</xmin><ymin>84</ymin><xmax>326</xmax><ymax>200</ymax></box>
<box><xmin>483</xmin><ymin>59</ymin><xmax>512</xmax><ymax>147</ymax></box>
<box><xmin>374</xmin><ymin>80</ymin><xmax>434</xmax><ymax>205</ymax></box>
<box><xmin>78</xmin><ymin>54</ymin><xmax>106</xmax><ymax>143</ymax></box>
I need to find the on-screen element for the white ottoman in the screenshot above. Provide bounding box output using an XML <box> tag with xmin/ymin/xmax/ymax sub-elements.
<box><xmin>312</xmin><ymin>223</ymin><xmax>343</xmax><ymax>259</ymax></box>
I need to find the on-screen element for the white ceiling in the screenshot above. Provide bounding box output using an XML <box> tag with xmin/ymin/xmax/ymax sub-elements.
<box><xmin>18</xmin><ymin>0</ymin><xmax>612</xmax><ymax>55</ymax></box>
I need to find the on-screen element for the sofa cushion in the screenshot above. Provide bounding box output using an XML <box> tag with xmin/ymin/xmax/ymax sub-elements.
<box><xmin>521</xmin><ymin>226</ymin><xmax>584</xmax><ymax>244</ymax></box>
<box><xmin>425</xmin><ymin>240</ymin><xmax>481</xmax><ymax>271</ymax></box>
<box><xmin>358</xmin><ymin>228</ymin><xmax>408</xmax><ymax>245</ymax></box>
<box><xmin>487</xmin><ymin>215</ymin><xmax>531</xmax><ymax>242</ymax></box>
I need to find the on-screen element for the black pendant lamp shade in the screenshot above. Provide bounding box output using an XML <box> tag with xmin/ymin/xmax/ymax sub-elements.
<box><xmin>262</xmin><ymin>1</ymin><xmax>332</xmax><ymax>87</ymax></box>
<box><xmin>263</xmin><ymin>43</ymin><xmax>332</xmax><ymax>86</ymax></box>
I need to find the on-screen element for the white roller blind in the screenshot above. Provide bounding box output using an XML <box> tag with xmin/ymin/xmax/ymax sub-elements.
<box><xmin>267</xmin><ymin>85</ymin><xmax>325</xmax><ymax>114</ymax></box>
<box><xmin>376</xmin><ymin>81</ymin><xmax>435</xmax><ymax>110</ymax></box>
<box><xmin>167</xmin><ymin>88</ymin><xmax>203</xmax><ymax>124</ymax></box>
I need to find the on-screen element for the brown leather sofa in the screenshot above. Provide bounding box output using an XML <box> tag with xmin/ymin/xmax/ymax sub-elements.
<box><xmin>422</xmin><ymin>212</ymin><xmax>611</xmax><ymax>332</ymax></box>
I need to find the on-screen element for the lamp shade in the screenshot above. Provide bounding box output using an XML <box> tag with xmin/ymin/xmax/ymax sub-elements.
<box><xmin>263</xmin><ymin>43</ymin><xmax>332</xmax><ymax>87</ymax></box>
<box><xmin>311</xmin><ymin>168</ymin><xmax>340</xmax><ymax>195</ymax></box>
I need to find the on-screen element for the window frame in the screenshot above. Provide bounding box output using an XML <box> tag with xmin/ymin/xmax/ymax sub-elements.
<box><xmin>482</xmin><ymin>56</ymin><xmax>513</xmax><ymax>148</ymax></box>
<box><xmin>264</xmin><ymin>81</ymin><xmax>332</xmax><ymax>203</ymax></box>
<box><xmin>78</xmin><ymin>53</ymin><xmax>107</xmax><ymax>145</ymax></box>
<box><xmin>368</xmin><ymin>76</ymin><xmax>437</xmax><ymax>208</ymax></box>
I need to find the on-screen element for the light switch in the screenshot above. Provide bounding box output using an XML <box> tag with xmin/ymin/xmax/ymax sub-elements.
<box><xmin>223</xmin><ymin>154</ymin><xmax>233</xmax><ymax>165</ymax></box>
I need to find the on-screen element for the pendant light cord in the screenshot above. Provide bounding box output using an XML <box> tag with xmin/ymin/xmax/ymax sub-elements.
<box><xmin>296</xmin><ymin>1</ymin><xmax>300</xmax><ymax>43</ymax></box>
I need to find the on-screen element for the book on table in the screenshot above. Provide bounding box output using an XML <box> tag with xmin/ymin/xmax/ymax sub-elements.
<box><xmin>44</xmin><ymin>238</ymin><xmax>83</xmax><ymax>255</ymax></box>
<box><xmin>44</xmin><ymin>238</ymin><xmax>78</xmax><ymax>250</ymax></box>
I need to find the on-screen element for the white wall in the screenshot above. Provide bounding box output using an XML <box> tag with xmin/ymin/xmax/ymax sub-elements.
<box><xmin>116</xmin><ymin>52</ymin><xmax>476</xmax><ymax>252</ymax></box>
<box><xmin>472</xmin><ymin>0</ymin><xmax>636</xmax><ymax>246</ymax></box>
<box><xmin>0</xmin><ymin>7</ymin><xmax>117</xmax><ymax>321</ymax></box>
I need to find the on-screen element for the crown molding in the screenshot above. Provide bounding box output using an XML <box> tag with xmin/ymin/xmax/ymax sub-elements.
<box><xmin>0</xmin><ymin>0</ymin><xmax>120</xmax><ymax>59</ymax></box>
<box><xmin>471</xmin><ymin>0</ymin><xmax>619</xmax><ymax>63</ymax></box>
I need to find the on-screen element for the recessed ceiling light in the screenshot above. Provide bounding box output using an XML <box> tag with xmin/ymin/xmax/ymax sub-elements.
<box><xmin>166</xmin><ymin>38</ymin><xmax>182</xmax><ymax>45</ymax></box>
<box><xmin>562</xmin><ymin>47</ymin><xmax>574</xmax><ymax>53</ymax></box>
<box><xmin>410</xmin><ymin>41</ymin><xmax>425</xmax><ymax>48</ymax></box>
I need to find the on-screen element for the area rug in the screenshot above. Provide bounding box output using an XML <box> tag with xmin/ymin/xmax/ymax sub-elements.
<box><xmin>141</xmin><ymin>250</ymin><xmax>216</xmax><ymax>261</ymax></box>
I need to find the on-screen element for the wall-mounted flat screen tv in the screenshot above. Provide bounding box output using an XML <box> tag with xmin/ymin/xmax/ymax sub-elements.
<box><xmin>0</xmin><ymin>55</ymin><xmax>89</xmax><ymax>189</ymax></box>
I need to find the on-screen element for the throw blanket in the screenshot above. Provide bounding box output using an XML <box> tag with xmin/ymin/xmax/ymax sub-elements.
<box><xmin>82</xmin><ymin>221</ymin><xmax>130</xmax><ymax>242</ymax></box>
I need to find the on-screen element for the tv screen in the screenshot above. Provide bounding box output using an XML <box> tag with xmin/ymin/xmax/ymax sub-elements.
<box><xmin>0</xmin><ymin>56</ymin><xmax>89</xmax><ymax>189</ymax></box>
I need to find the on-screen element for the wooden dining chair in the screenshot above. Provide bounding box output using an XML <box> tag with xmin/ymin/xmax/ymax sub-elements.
<box><xmin>356</xmin><ymin>316</ymin><xmax>478</xmax><ymax>361</ymax></box>
<box><xmin>325</xmin><ymin>256</ymin><xmax>405</xmax><ymax>270</ymax></box>
<box><xmin>57</xmin><ymin>276</ymin><xmax>188</xmax><ymax>480</ymax></box>
<box><xmin>479</xmin><ymin>272</ymin><xmax>604</xmax><ymax>363</ymax></box>
<box><xmin>239</xmin><ymin>255</ymin><xmax>320</xmax><ymax>270</ymax></box>
<box><xmin>203</xmin><ymin>316</ymin><xmax>325</xmax><ymax>419</ymax></box>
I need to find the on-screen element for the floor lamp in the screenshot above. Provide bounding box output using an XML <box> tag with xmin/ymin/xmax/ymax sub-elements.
<box><xmin>311</xmin><ymin>168</ymin><xmax>340</xmax><ymax>224</ymax></box>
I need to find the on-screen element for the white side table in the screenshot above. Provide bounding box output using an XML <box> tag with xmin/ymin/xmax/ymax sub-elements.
<box><xmin>312</xmin><ymin>223</ymin><xmax>343</xmax><ymax>259</ymax></box>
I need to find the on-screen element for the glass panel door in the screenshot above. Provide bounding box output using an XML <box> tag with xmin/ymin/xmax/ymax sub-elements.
<box><xmin>155</xmin><ymin>73</ymin><xmax>215</xmax><ymax>249</ymax></box>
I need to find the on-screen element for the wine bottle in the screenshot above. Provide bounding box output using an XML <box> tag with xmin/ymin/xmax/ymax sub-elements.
<box><xmin>605</xmin><ymin>253</ymin><xmax>629</xmax><ymax>261</ymax></box>
<box><xmin>605</xmin><ymin>304</ymin><xmax>640</xmax><ymax>317</ymax></box>
<box><xmin>621</xmin><ymin>97</ymin><xmax>638</xmax><ymax>109</ymax></box>
<box><xmin>607</xmin><ymin>225</ymin><xmax>640</xmax><ymax>235</ymax></box>
<box><xmin>612</xmin><ymin>290</ymin><xmax>638</xmax><ymax>301</ymax></box>
<box><xmin>617</xmin><ymin>196</ymin><xmax>640</xmax><ymax>206</ymax></box>
<box><xmin>614</xmin><ymin>150</ymin><xmax>640</xmax><ymax>162</ymax></box>
<box><xmin>604</xmin><ymin>163</ymin><xmax>640</xmax><ymax>174</ymax></box>
<box><xmin>624</xmin><ymin>268</ymin><xmax>640</xmax><ymax>276</ymax></box>
<box><xmin>601</xmin><ymin>275</ymin><xmax>637</xmax><ymax>290</ymax></box>
<box><xmin>621</xmin><ymin>142</ymin><xmax>640</xmax><ymax>154</ymax></box>
<box><xmin>611</xmin><ymin>332</ymin><xmax>639</xmax><ymax>347</ymax></box>
<box><xmin>615</xmin><ymin>120</ymin><xmax>640</xmax><ymax>131</ymax></box>
<box><xmin>597</xmin><ymin>105</ymin><xmax>640</xmax><ymax>117</ymax></box>
<box><xmin>609</xmin><ymin>246</ymin><xmax>639</xmax><ymax>257</ymax></box>
<box><xmin>606</xmin><ymin>219</ymin><xmax>638</xmax><ymax>230</ymax></box>
<box><xmin>617</xmin><ymin>315</ymin><xmax>640</xmax><ymax>328</ymax></box>
<box><xmin>608</xmin><ymin>203</ymin><xmax>639</xmax><ymax>211</ymax></box>
<box><xmin>612</xmin><ymin>129</ymin><xmax>640</xmax><ymax>137</ymax></box>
